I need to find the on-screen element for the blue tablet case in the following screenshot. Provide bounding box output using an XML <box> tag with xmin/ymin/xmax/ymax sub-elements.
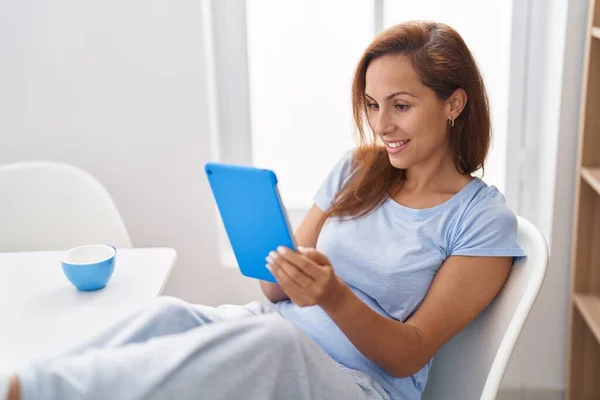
<box><xmin>204</xmin><ymin>162</ymin><xmax>296</xmax><ymax>283</ymax></box>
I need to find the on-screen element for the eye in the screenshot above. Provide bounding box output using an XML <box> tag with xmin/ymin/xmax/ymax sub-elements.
<box><xmin>395</xmin><ymin>104</ymin><xmax>410</xmax><ymax>111</ymax></box>
<box><xmin>367</xmin><ymin>103</ymin><xmax>379</xmax><ymax>111</ymax></box>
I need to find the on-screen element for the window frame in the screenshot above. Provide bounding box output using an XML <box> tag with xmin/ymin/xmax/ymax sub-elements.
<box><xmin>201</xmin><ymin>0</ymin><xmax>530</xmax><ymax>268</ymax></box>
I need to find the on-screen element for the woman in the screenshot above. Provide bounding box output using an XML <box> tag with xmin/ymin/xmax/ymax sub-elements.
<box><xmin>4</xmin><ymin>21</ymin><xmax>525</xmax><ymax>400</ymax></box>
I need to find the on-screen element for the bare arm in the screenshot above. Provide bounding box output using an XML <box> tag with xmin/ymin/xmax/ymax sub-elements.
<box><xmin>270</xmin><ymin>246</ymin><xmax>512</xmax><ymax>376</ymax></box>
<box><xmin>320</xmin><ymin>255</ymin><xmax>512</xmax><ymax>377</ymax></box>
<box><xmin>259</xmin><ymin>205</ymin><xmax>326</xmax><ymax>302</ymax></box>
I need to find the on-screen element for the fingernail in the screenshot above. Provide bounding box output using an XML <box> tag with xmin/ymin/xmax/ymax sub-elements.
<box><xmin>297</xmin><ymin>246</ymin><xmax>307</xmax><ymax>252</ymax></box>
<box><xmin>269</xmin><ymin>251</ymin><xmax>277</xmax><ymax>259</ymax></box>
<box><xmin>265</xmin><ymin>264</ymin><xmax>272</xmax><ymax>272</ymax></box>
<box><xmin>277</xmin><ymin>246</ymin><xmax>286</xmax><ymax>254</ymax></box>
<box><xmin>266</xmin><ymin>256</ymin><xmax>273</xmax><ymax>264</ymax></box>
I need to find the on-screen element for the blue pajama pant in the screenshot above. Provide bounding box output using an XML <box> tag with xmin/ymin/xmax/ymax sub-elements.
<box><xmin>6</xmin><ymin>296</ymin><xmax>390</xmax><ymax>400</ymax></box>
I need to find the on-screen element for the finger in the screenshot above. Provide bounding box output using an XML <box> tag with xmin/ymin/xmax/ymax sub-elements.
<box><xmin>276</xmin><ymin>247</ymin><xmax>321</xmax><ymax>280</ymax></box>
<box><xmin>268</xmin><ymin>252</ymin><xmax>314</xmax><ymax>288</ymax></box>
<box><xmin>294</xmin><ymin>248</ymin><xmax>334</xmax><ymax>282</ymax></box>
<box><xmin>297</xmin><ymin>246</ymin><xmax>330</xmax><ymax>266</ymax></box>
<box><xmin>266</xmin><ymin>260</ymin><xmax>309</xmax><ymax>303</ymax></box>
<box><xmin>266</xmin><ymin>259</ymin><xmax>288</xmax><ymax>285</ymax></box>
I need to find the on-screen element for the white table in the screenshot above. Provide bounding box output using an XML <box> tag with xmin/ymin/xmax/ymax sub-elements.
<box><xmin>0</xmin><ymin>247</ymin><xmax>176</xmax><ymax>373</ymax></box>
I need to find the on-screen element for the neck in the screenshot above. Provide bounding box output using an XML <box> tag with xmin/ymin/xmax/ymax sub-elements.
<box><xmin>403</xmin><ymin>145</ymin><xmax>467</xmax><ymax>193</ymax></box>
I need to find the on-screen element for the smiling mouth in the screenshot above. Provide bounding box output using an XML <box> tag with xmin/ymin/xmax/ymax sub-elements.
<box><xmin>386</xmin><ymin>139</ymin><xmax>411</xmax><ymax>149</ymax></box>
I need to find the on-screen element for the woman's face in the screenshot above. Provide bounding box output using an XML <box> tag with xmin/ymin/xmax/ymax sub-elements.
<box><xmin>365</xmin><ymin>55</ymin><xmax>460</xmax><ymax>170</ymax></box>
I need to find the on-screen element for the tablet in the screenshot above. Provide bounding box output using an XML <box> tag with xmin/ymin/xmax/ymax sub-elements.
<box><xmin>204</xmin><ymin>162</ymin><xmax>296</xmax><ymax>283</ymax></box>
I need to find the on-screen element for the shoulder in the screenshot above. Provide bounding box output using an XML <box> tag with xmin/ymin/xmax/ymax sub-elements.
<box><xmin>323</xmin><ymin>150</ymin><xmax>357</xmax><ymax>185</ymax></box>
<box><xmin>460</xmin><ymin>180</ymin><xmax>515</xmax><ymax>220</ymax></box>
<box><xmin>448</xmin><ymin>180</ymin><xmax>523</xmax><ymax>257</ymax></box>
<box><xmin>313</xmin><ymin>150</ymin><xmax>358</xmax><ymax>211</ymax></box>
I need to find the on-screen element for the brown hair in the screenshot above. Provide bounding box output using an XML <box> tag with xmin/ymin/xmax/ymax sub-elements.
<box><xmin>324</xmin><ymin>21</ymin><xmax>491</xmax><ymax>221</ymax></box>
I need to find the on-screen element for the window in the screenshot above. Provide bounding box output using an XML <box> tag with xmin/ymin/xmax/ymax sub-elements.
<box><xmin>245</xmin><ymin>0</ymin><xmax>375</xmax><ymax>212</ymax></box>
<box><xmin>208</xmin><ymin>0</ymin><xmax>515</xmax><ymax>268</ymax></box>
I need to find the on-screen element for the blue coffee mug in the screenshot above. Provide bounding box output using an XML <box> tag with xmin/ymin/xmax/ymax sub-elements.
<box><xmin>61</xmin><ymin>244</ymin><xmax>117</xmax><ymax>291</ymax></box>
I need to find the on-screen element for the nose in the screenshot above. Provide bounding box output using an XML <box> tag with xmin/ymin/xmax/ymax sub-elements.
<box><xmin>373</xmin><ymin>109</ymin><xmax>396</xmax><ymax>138</ymax></box>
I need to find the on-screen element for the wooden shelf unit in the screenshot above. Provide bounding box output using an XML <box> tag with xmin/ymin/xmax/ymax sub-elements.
<box><xmin>567</xmin><ymin>1</ymin><xmax>600</xmax><ymax>398</ymax></box>
<box><xmin>573</xmin><ymin>294</ymin><xmax>600</xmax><ymax>345</ymax></box>
<box><xmin>581</xmin><ymin>167</ymin><xmax>600</xmax><ymax>195</ymax></box>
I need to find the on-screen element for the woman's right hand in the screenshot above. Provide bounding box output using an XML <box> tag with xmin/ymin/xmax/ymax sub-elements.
<box><xmin>259</xmin><ymin>205</ymin><xmax>326</xmax><ymax>303</ymax></box>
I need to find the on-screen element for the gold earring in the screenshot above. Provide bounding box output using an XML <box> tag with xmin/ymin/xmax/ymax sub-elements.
<box><xmin>448</xmin><ymin>118</ymin><xmax>454</xmax><ymax>127</ymax></box>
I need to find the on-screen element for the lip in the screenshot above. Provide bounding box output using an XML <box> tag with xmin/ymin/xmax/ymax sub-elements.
<box><xmin>384</xmin><ymin>139</ymin><xmax>410</xmax><ymax>154</ymax></box>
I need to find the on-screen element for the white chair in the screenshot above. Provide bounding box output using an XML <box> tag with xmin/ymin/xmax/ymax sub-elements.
<box><xmin>422</xmin><ymin>216</ymin><xmax>548</xmax><ymax>400</ymax></box>
<box><xmin>0</xmin><ymin>161</ymin><xmax>132</xmax><ymax>252</ymax></box>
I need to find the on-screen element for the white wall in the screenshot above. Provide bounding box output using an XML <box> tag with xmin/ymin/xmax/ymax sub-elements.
<box><xmin>0</xmin><ymin>0</ymin><xmax>264</xmax><ymax>306</ymax></box>
<box><xmin>501</xmin><ymin>0</ymin><xmax>588</xmax><ymax>391</ymax></box>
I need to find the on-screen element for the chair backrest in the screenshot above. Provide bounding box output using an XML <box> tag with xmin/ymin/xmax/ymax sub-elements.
<box><xmin>422</xmin><ymin>216</ymin><xmax>548</xmax><ymax>400</ymax></box>
<box><xmin>0</xmin><ymin>161</ymin><xmax>132</xmax><ymax>252</ymax></box>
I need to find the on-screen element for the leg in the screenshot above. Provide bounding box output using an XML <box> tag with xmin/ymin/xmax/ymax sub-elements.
<box><xmin>64</xmin><ymin>296</ymin><xmax>268</xmax><ymax>354</ymax></box>
<box><xmin>1</xmin><ymin>298</ymin><xmax>272</xmax><ymax>400</ymax></box>
<box><xmin>15</xmin><ymin>314</ymin><xmax>389</xmax><ymax>400</ymax></box>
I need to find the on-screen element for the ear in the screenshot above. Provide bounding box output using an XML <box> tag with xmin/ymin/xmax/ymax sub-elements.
<box><xmin>447</xmin><ymin>88</ymin><xmax>468</xmax><ymax>120</ymax></box>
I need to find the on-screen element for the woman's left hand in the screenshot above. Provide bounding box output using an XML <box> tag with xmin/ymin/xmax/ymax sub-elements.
<box><xmin>266</xmin><ymin>246</ymin><xmax>346</xmax><ymax>308</ymax></box>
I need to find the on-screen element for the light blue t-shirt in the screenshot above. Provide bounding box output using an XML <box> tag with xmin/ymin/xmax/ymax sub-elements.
<box><xmin>275</xmin><ymin>152</ymin><xmax>526</xmax><ymax>400</ymax></box>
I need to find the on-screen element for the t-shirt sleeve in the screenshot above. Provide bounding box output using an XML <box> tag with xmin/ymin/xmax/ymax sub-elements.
<box><xmin>450</xmin><ymin>190</ymin><xmax>526</xmax><ymax>263</ymax></box>
<box><xmin>313</xmin><ymin>151</ymin><xmax>355</xmax><ymax>211</ymax></box>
